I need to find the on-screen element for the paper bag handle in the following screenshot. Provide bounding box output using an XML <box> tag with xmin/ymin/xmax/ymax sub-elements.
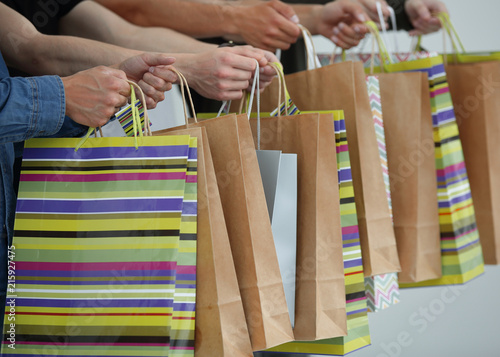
<box><xmin>168</xmin><ymin>67</ymin><xmax>198</xmax><ymax>126</ymax></box>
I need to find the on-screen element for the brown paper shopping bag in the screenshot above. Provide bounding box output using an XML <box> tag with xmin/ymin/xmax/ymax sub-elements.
<box><xmin>446</xmin><ymin>61</ymin><xmax>500</xmax><ymax>264</ymax></box>
<box><xmin>250</xmin><ymin>112</ymin><xmax>347</xmax><ymax>341</ymax></box>
<box><xmin>166</xmin><ymin>113</ymin><xmax>294</xmax><ymax>351</ymax></box>
<box><xmin>262</xmin><ymin>61</ymin><xmax>400</xmax><ymax>278</ymax></box>
<box><xmin>155</xmin><ymin>127</ymin><xmax>254</xmax><ymax>356</ymax></box>
<box><xmin>378</xmin><ymin>72</ymin><xmax>442</xmax><ymax>283</ymax></box>
<box><xmin>162</xmin><ymin>69</ymin><xmax>293</xmax><ymax>351</ymax></box>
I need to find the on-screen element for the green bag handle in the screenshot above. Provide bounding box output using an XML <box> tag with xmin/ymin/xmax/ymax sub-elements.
<box><xmin>413</xmin><ymin>12</ymin><xmax>466</xmax><ymax>63</ymax></box>
<box><xmin>364</xmin><ymin>21</ymin><xmax>394</xmax><ymax>72</ymax></box>
<box><xmin>75</xmin><ymin>80</ymin><xmax>151</xmax><ymax>151</ymax></box>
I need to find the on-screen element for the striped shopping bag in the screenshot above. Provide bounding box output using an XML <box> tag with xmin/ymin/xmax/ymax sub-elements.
<box><xmin>1</xmin><ymin>135</ymin><xmax>194</xmax><ymax>357</ymax></box>
<box><xmin>170</xmin><ymin>136</ymin><xmax>198</xmax><ymax>356</ymax></box>
<box><xmin>327</xmin><ymin>48</ymin><xmax>485</xmax><ymax>286</ymax></box>
<box><xmin>364</xmin><ymin>76</ymin><xmax>400</xmax><ymax>311</ymax></box>
<box><xmin>385</xmin><ymin>52</ymin><xmax>484</xmax><ymax>286</ymax></box>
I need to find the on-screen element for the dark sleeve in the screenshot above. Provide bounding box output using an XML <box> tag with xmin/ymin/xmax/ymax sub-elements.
<box><xmin>387</xmin><ymin>0</ymin><xmax>414</xmax><ymax>31</ymax></box>
<box><xmin>0</xmin><ymin>0</ymin><xmax>86</xmax><ymax>34</ymax></box>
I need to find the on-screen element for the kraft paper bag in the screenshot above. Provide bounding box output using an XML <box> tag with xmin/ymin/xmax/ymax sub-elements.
<box><xmin>378</xmin><ymin>72</ymin><xmax>442</xmax><ymax>283</ymax></box>
<box><xmin>261</xmin><ymin>61</ymin><xmax>400</xmax><ymax>278</ymax></box>
<box><xmin>155</xmin><ymin>127</ymin><xmax>254</xmax><ymax>357</ymax></box>
<box><xmin>250</xmin><ymin>112</ymin><xmax>347</xmax><ymax>341</ymax></box>
<box><xmin>446</xmin><ymin>61</ymin><xmax>500</xmax><ymax>264</ymax></box>
<box><xmin>167</xmin><ymin>113</ymin><xmax>294</xmax><ymax>351</ymax></box>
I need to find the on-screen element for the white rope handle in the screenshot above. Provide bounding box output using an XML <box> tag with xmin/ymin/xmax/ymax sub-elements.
<box><xmin>376</xmin><ymin>1</ymin><xmax>399</xmax><ymax>54</ymax></box>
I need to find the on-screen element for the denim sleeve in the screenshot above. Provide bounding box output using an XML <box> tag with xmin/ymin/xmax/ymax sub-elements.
<box><xmin>0</xmin><ymin>75</ymin><xmax>66</xmax><ymax>144</ymax></box>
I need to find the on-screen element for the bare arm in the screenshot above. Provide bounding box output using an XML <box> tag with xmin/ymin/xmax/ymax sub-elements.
<box><xmin>0</xmin><ymin>2</ymin><xmax>139</xmax><ymax>76</ymax></box>
<box><xmin>95</xmin><ymin>0</ymin><xmax>301</xmax><ymax>51</ymax></box>
<box><xmin>60</xmin><ymin>1</ymin><xmax>215</xmax><ymax>53</ymax></box>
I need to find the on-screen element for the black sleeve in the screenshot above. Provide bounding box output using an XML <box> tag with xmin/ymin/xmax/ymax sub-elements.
<box><xmin>1</xmin><ymin>0</ymin><xmax>85</xmax><ymax>35</ymax></box>
<box><xmin>387</xmin><ymin>0</ymin><xmax>414</xmax><ymax>31</ymax></box>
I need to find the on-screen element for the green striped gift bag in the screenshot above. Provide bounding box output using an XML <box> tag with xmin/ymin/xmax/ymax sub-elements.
<box><xmin>1</xmin><ymin>135</ymin><xmax>194</xmax><ymax>357</ymax></box>
<box><xmin>384</xmin><ymin>53</ymin><xmax>485</xmax><ymax>287</ymax></box>
<box><xmin>329</xmin><ymin>50</ymin><xmax>485</xmax><ymax>286</ymax></box>
<box><xmin>364</xmin><ymin>76</ymin><xmax>400</xmax><ymax>311</ymax></box>
<box><xmin>170</xmin><ymin>137</ymin><xmax>198</xmax><ymax>356</ymax></box>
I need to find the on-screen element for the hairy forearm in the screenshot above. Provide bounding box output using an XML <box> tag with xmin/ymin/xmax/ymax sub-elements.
<box><xmin>62</xmin><ymin>1</ymin><xmax>216</xmax><ymax>53</ymax></box>
<box><xmin>8</xmin><ymin>34</ymin><xmax>138</xmax><ymax>76</ymax></box>
<box><xmin>0</xmin><ymin>3</ymin><xmax>139</xmax><ymax>76</ymax></box>
<box><xmin>96</xmin><ymin>0</ymin><xmax>242</xmax><ymax>39</ymax></box>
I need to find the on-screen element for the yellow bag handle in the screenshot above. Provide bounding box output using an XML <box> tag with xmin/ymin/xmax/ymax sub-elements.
<box><xmin>75</xmin><ymin>80</ymin><xmax>151</xmax><ymax>151</ymax></box>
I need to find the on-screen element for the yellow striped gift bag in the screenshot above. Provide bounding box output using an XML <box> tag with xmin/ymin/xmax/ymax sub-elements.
<box><xmin>328</xmin><ymin>47</ymin><xmax>485</xmax><ymax>286</ymax></box>
<box><xmin>384</xmin><ymin>53</ymin><xmax>485</xmax><ymax>287</ymax></box>
<box><xmin>1</xmin><ymin>134</ymin><xmax>194</xmax><ymax>357</ymax></box>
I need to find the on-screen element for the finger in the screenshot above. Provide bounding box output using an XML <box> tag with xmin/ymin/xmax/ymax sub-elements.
<box><xmin>220</xmin><ymin>47</ymin><xmax>259</xmax><ymax>72</ymax></box>
<box><xmin>342</xmin><ymin>2</ymin><xmax>369</xmax><ymax>24</ymax></box>
<box><xmin>138</xmin><ymin>79</ymin><xmax>166</xmax><ymax>104</ymax></box>
<box><xmin>263</xmin><ymin>50</ymin><xmax>280</xmax><ymax>64</ymax></box>
<box><xmin>330</xmin><ymin>34</ymin><xmax>354</xmax><ymax>50</ymax></box>
<box><xmin>270</xmin><ymin>0</ymin><xmax>298</xmax><ymax>23</ymax></box>
<box><xmin>148</xmin><ymin>65</ymin><xmax>178</xmax><ymax>83</ymax></box>
<box><xmin>220</xmin><ymin>90</ymin><xmax>247</xmax><ymax>101</ymax></box>
<box><xmin>104</xmin><ymin>67</ymin><xmax>129</xmax><ymax>81</ymax></box>
<box><xmin>143</xmin><ymin>71</ymin><xmax>172</xmax><ymax>92</ymax></box>
<box><xmin>218</xmin><ymin>79</ymin><xmax>251</xmax><ymax>92</ymax></box>
<box><xmin>268</xmin><ymin>1</ymin><xmax>301</xmax><ymax>38</ymax></box>
<box><xmin>334</xmin><ymin>22</ymin><xmax>362</xmax><ymax>43</ymax></box>
<box><xmin>141</xmin><ymin>53</ymin><xmax>176</xmax><ymax>67</ymax></box>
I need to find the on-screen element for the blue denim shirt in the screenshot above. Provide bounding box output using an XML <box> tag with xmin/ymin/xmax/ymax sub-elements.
<box><xmin>0</xmin><ymin>51</ymin><xmax>83</xmax><ymax>326</ymax></box>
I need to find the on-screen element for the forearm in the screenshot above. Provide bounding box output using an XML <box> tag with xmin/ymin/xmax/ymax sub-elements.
<box><xmin>95</xmin><ymin>0</ymin><xmax>242</xmax><ymax>40</ymax></box>
<box><xmin>7</xmin><ymin>34</ymin><xmax>140</xmax><ymax>76</ymax></box>
<box><xmin>62</xmin><ymin>1</ymin><xmax>215</xmax><ymax>54</ymax></box>
<box><xmin>291</xmin><ymin>4</ymin><xmax>324</xmax><ymax>35</ymax></box>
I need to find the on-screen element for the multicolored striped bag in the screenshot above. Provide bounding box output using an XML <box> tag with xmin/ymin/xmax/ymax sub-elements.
<box><xmin>328</xmin><ymin>49</ymin><xmax>485</xmax><ymax>286</ymax></box>
<box><xmin>1</xmin><ymin>134</ymin><xmax>195</xmax><ymax>357</ymax></box>
<box><xmin>364</xmin><ymin>76</ymin><xmax>400</xmax><ymax>312</ymax></box>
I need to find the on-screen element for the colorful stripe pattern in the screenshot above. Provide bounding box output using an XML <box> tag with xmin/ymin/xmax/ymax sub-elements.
<box><xmin>1</xmin><ymin>136</ymin><xmax>195</xmax><ymax>356</ymax></box>
<box><xmin>170</xmin><ymin>138</ymin><xmax>197</xmax><ymax>357</ymax></box>
<box><xmin>269</xmin><ymin>98</ymin><xmax>300</xmax><ymax>117</ymax></box>
<box><xmin>265</xmin><ymin>111</ymin><xmax>370</xmax><ymax>355</ymax></box>
<box><xmin>386</xmin><ymin>53</ymin><xmax>484</xmax><ymax>287</ymax></box>
<box><xmin>364</xmin><ymin>76</ymin><xmax>400</xmax><ymax>312</ymax></box>
<box><xmin>116</xmin><ymin>100</ymin><xmax>148</xmax><ymax>137</ymax></box>
<box><xmin>328</xmin><ymin>51</ymin><xmax>484</xmax><ymax>286</ymax></box>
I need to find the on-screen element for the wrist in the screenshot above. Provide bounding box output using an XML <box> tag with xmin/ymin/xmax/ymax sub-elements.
<box><xmin>221</xmin><ymin>4</ymin><xmax>240</xmax><ymax>37</ymax></box>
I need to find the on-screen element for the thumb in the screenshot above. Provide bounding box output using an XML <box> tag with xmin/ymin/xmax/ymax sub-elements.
<box><xmin>270</xmin><ymin>0</ymin><xmax>299</xmax><ymax>23</ymax></box>
<box><xmin>343</xmin><ymin>2</ymin><xmax>369</xmax><ymax>23</ymax></box>
<box><xmin>142</xmin><ymin>53</ymin><xmax>176</xmax><ymax>67</ymax></box>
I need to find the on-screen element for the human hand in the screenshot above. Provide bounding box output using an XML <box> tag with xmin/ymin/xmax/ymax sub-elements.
<box><xmin>355</xmin><ymin>0</ymin><xmax>390</xmax><ymax>26</ymax></box>
<box><xmin>224</xmin><ymin>0</ymin><xmax>301</xmax><ymax>51</ymax></box>
<box><xmin>62</xmin><ymin>66</ymin><xmax>131</xmax><ymax>128</ymax></box>
<box><xmin>175</xmin><ymin>46</ymin><xmax>278</xmax><ymax>101</ymax></box>
<box><xmin>316</xmin><ymin>0</ymin><xmax>370</xmax><ymax>49</ymax></box>
<box><xmin>117</xmin><ymin>53</ymin><xmax>177</xmax><ymax>109</ymax></box>
<box><xmin>405</xmin><ymin>0</ymin><xmax>448</xmax><ymax>36</ymax></box>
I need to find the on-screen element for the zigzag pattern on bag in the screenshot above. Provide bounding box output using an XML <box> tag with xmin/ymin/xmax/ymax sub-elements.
<box><xmin>364</xmin><ymin>75</ymin><xmax>400</xmax><ymax>312</ymax></box>
<box><xmin>365</xmin><ymin>273</ymin><xmax>400</xmax><ymax>312</ymax></box>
